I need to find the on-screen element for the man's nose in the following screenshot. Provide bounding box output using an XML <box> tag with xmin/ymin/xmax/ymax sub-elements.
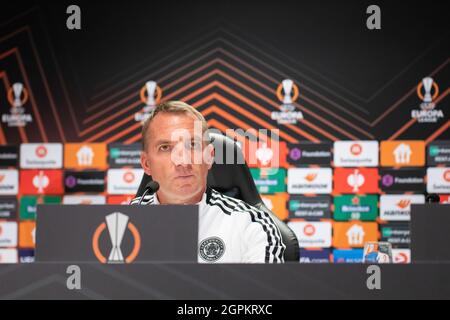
<box><xmin>171</xmin><ymin>143</ymin><xmax>192</xmax><ymax>166</ymax></box>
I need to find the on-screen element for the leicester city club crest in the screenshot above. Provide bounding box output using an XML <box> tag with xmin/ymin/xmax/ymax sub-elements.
<box><xmin>199</xmin><ymin>237</ymin><xmax>225</xmax><ymax>262</ymax></box>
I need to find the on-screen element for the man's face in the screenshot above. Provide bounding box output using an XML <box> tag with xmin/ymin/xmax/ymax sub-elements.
<box><xmin>140</xmin><ymin>112</ymin><xmax>214</xmax><ymax>204</ymax></box>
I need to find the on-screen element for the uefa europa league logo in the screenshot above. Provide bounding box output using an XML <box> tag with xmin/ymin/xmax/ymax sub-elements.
<box><xmin>272</xmin><ymin>78</ymin><xmax>303</xmax><ymax>124</ymax></box>
<box><xmin>417</xmin><ymin>76</ymin><xmax>439</xmax><ymax>109</ymax></box>
<box><xmin>92</xmin><ymin>212</ymin><xmax>141</xmax><ymax>263</ymax></box>
<box><xmin>7</xmin><ymin>82</ymin><xmax>28</xmax><ymax>113</ymax></box>
<box><xmin>140</xmin><ymin>80</ymin><xmax>162</xmax><ymax>109</ymax></box>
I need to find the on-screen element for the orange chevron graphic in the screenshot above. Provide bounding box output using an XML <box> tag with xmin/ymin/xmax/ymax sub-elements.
<box><xmin>82</xmin><ymin>59</ymin><xmax>369</xmax><ymax>140</ymax></box>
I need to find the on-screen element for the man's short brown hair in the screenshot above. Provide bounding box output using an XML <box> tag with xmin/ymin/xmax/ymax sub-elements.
<box><xmin>141</xmin><ymin>101</ymin><xmax>209</xmax><ymax>151</ymax></box>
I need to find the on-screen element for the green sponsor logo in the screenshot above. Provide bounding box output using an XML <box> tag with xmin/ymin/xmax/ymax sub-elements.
<box><xmin>20</xmin><ymin>196</ymin><xmax>61</xmax><ymax>220</ymax></box>
<box><xmin>382</xmin><ymin>227</ymin><xmax>393</xmax><ymax>237</ymax></box>
<box><xmin>110</xmin><ymin>148</ymin><xmax>120</xmax><ymax>159</ymax></box>
<box><xmin>333</xmin><ymin>195</ymin><xmax>378</xmax><ymax>221</ymax></box>
<box><xmin>429</xmin><ymin>146</ymin><xmax>439</xmax><ymax>157</ymax></box>
<box><xmin>250</xmin><ymin>168</ymin><xmax>285</xmax><ymax>194</ymax></box>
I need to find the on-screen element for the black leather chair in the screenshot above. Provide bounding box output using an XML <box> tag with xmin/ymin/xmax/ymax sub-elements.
<box><xmin>136</xmin><ymin>132</ymin><xmax>300</xmax><ymax>261</ymax></box>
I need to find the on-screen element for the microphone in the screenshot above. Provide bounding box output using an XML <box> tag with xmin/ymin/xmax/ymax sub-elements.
<box><xmin>138</xmin><ymin>181</ymin><xmax>160</xmax><ymax>205</ymax></box>
<box><xmin>425</xmin><ymin>193</ymin><xmax>440</xmax><ymax>203</ymax></box>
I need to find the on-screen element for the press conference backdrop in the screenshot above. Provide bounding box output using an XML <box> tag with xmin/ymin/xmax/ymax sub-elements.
<box><xmin>0</xmin><ymin>1</ymin><xmax>448</xmax><ymax>264</ymax></box>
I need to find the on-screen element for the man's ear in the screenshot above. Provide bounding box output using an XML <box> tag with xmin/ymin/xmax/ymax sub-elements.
<box><xmin>140</xmin><ymin>151</ymin><xmax>152</xmax><ymax>176</ymax></box>
<box><xmin>205</xmin><ymin>143</ymin><xmax>215</xmax><ymax>169</ymax></box>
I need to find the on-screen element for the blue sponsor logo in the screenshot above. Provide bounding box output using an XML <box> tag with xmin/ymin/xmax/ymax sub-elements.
<box><xmin>300</xmin><ymin>249</ymin><xmax>330</xmax><ymax>263</ymax></box>
<box><xmin>18</xmin><ymin>249</ymin><xmax>35</xmax><ymax>263</ymax></box>
<box><xmin>333</xmin><ymin>249</ymin><xmax>363</xmax><ymax>263</ymax></box>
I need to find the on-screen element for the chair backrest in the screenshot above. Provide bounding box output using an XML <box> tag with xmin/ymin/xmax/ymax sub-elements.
<box><xmin>136</xmin><ymin>132</ymin><xmax>299</xmax><ymax>261</ymax></box>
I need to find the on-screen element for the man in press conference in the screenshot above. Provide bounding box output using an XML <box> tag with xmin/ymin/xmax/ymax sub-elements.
<box><xmin>130</xmin><ymin>101</ymin><xmax>285</xmax><ymax>263</ymax></box>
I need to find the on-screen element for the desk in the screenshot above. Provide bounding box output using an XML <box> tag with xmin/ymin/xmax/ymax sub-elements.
<box><xmin>0</xmin><ymin>263</ymin><xmax>448</xmax><ymax>299</ymax></box>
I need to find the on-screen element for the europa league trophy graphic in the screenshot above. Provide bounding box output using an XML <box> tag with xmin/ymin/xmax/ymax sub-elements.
<box><xmin>282</xmin><ymin>79</ymin><xmax>294</xmax><ymax>104</ymax></box>
<box><xmin>143</xmin><ymin>80</ymin><xmax>157</xmax><ymax>113</ymax></box>
<box><xmin>105</xmin><ymin>212</ymin><xmax>129</xmax><ymax>263</ymax></box>
<box><xmin>422</xmin><ymin>77</ymin><xmax>434</xmax><ymax>104</ymax></box>
<box><xmin>12</xmin><ymin>82</ymin><xmax>25</xmax><ymax>113</ymax></box>
<box><xmin>281</xmin><ymin>79</ymin><xmax>295</xmax><ymax>111</ymax></box>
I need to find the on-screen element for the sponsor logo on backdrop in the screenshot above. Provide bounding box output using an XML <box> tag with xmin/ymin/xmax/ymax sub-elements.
<box><xmin>427</xmin><ymin>168</ymin><xmax>450</xmax><ymax>193</ymax></box>
<box><xmin>0</xmin><ymin>249</ymin><xmax>18</xmax><ymax>263</ymax></box>
<box><xmin>244</xmin><ymin>139</ymin><xmax>285</xmax><ymax>168</ymax></box>
<box><xmin>0</xmin><ymin>146</ymin><xmax>19</xmax><ymax>167</ymax></box>
<box><xmin>379</xmin><ymin>169</ymin><xmax>425</xmax><ymax>192</ymax></box>
<box><xmin>77</xmin><ymin>146</ymin><xmax>94</xmax><ymax>165</ymax></box>
<box><xmin>299</xmin><ymin>249</ymin><xmax>330</xmax><ymax>263</ymax></box>
<box><xmin>261</xmin><ymin>194</ymin><xmax>288</xmax><ymax>220</ymax></box>
<box><xmin>62</xmin><ymin>195</ymin><xmax>106</xmax><ymax>205</ymax></box>
<box><xmin>107</xmin><ymin>195</ymin><xmax>134</xmax><ymax>205</ymax></box>
<box><xmin>0</xmin><ymin>221</ymin><xmax>18</xmax><ymax>247</ymax></box>
<box><xmin>64</xmin><ymin>143</ymin><xmax>107</xmax><ymax>169</ymax></box>
<box><xmin>332</xmin><ymin>222</ymin><xmax>378</xmax><ymax>248</ymax></box>
<box><xmin>333</xmin><ymin>168</ymin><xmax>378</xmax><ymax>193</ymax></box>
<box><xmin>92</xmin><ymin>212</ymin><xmax>141</xmax><ymax>263</ymax></box>
<box><xmin>20</xmin><ymin>143</ymin><xmax>63</xmax><ymax>168</ymax></box>
<box><xmin>380</xmin><ymin>194</ymin><xmax>425</xmax><ymax>221</ymax></box>
<box><xmin>333</xmin><ymin>195</ymin><xmax>378</xmax><ymax>221</ymax></box>
<box><xmin>380</xmin><ymin>141</ymin><xmax>425</xmax><ymax>167</ymax></box>
<box><xmin>0</xmin><ymin>197</ymin><xmax>17</xmax><ymax>219</ymax></box>
<box><xmin>2</xmin><ymin>83</ymin><xmax>33</xmax><ymax>127</ymax></box>
<box><xmin>288</xmin><ymin>168</ymin><xmax>332</xmax><ymax>194</ymax></box>
<box><xmin>250</xmin><ymin>168</ymin><xmax>286</xmax><ymax>194</ymax></box>
<box><xmin>19</xmin><ymin>221</ymin><xmax>36</xmax><ymax>248</ymax></box>
<box><xmin>427</xmin><ymin>141</ymin><xmax>450</xmax><ymax>165</ymax></box>
<box><xmin>0</xmin><ymin>169</ymin><xmax>18</xmax><ymax>195</ymax></box>
<box><xmin>392</xmin><ymin>249</ymin><xmax>411</xmax><ymax>264</ymax></box>
<box><xmin>411</xmin><ymin>77</ymin><xmax>443</xmax><ymax>123</ymax></box>
<box><xmin>18</xmin><ymin>249</ymin><xmax>35</xmax><ymax>263</ymax></box>
<box><xmin>20</xmin><ymin>170</ymin><xmax>63</xmax><ymax>195</ymax></box>
<box><xmin>287</xmin><ymin>142</ymin><xmax>332</xmax><ymax>166</ymax></box>
<box><xmin>107</xmin><ymin>169</ymin><xmax>143</xmax><ymax>194</ymax></box>
<box><xmin>288</xmin><ymin>221</ymin><xmax>332</xmax><ymax>248</ymax></box>
<box><xmin>440</xmin><ymin>195</ymin><xmax>450</xmax><ymax>204</ymax></box>
<box><xmin>19</xmin><ymin>196</ymin><xmax>61</xmax><ymax>220</ymax></box>
<box><xmin>271</xmin><ymin>79</ymin><xmax>303</xmax><ymax>124</ymax></box>
<box><xmin>333</xmin><ymin>249</ymin><xmax>364</xmax><ymax>263</ymax></box>
<box><xmin>380</xmin><ymin>223</ymin><xmax>410</xmax><ymax>247</ymax></box>
<box><xmin>108</xmin><ymin>143</ymin><xmax>142</xmax><ymax>168</ymax></box>
<box><xmin>135</xmin><ymin>80</ymin><xmax>162</xmax><ymax>122</ymax></box>
<box><xmin>255</xmin><ymin>143</ymin><xmax>273</xmax><ymax>166</ymax></box>
<box><xmin>333</xmin><ymin>141</ymin><xmax>379</xmax><ymax>167</ymax></box>
<box><xmin>288</xmin><ymin>195</ymin><xmax>331</xmax><ymax>220</ymax></box>
<box><xmin>64</xmin><ymin>171</ymin><xmax>106</xmax><ymax>193</ymax></box>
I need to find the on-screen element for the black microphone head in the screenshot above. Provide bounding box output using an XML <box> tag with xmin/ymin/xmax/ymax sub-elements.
<box><xmin>145</xmin><ymin>180</ymin><xmax>160</xmax><ymax>194</ymax></box>
<box><xmin>426</xmin><ymin>194</ymin><xmax>440</xmax><ymax>203</ymax></box>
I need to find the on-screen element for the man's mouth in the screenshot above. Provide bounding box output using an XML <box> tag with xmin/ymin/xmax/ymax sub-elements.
<box><xmin>175</xmin><ymin>174</ymin><xmax>194</xmax><ymax>179</ymax></box>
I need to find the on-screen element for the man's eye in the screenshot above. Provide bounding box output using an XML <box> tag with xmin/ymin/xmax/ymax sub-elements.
<box><xmin>189</xmin><ymin>141</ymin><xmax>202</xmax><ymax>150</ymax></box>
<box><xmin>158</xmin><ymin>145</ymin><xmax>171</xmax><ymax>152</ymax></box>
